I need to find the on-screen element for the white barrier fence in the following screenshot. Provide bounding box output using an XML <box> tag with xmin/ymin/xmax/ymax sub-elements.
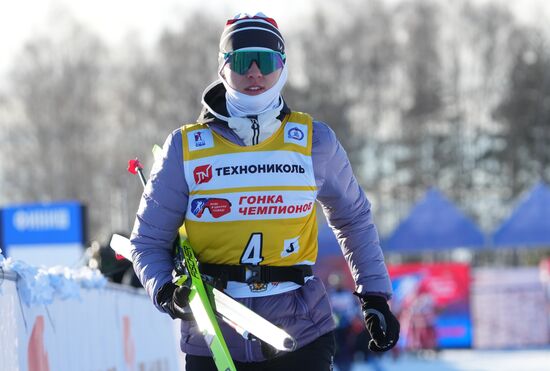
<box><xmin>0</xmin><ymin>269</ymin><xmax>183</xmax><ymax>371</ymax></box>
<box><xmin>471</xmin><ymin>267</ymin><xmax>550</xmax><ymax>349</ymax></box>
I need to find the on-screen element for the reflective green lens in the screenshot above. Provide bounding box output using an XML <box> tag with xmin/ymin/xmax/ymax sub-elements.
<box><xmin>226</xmin><ymin>51</ymin><xmax>285</xmax><ymax>75</ymax></box>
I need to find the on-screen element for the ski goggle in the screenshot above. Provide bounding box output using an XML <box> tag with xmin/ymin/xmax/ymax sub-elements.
<box><xmin>223</xmin><ymin>50</ymin><xmax>285</xmax><ymax>75</ymax></box>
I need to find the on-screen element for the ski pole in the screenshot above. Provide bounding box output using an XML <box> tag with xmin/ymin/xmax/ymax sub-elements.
<box><xmin>126</xmin><ymin>157</ymin><xmax>237</xmax><ymax>371</ymax></box>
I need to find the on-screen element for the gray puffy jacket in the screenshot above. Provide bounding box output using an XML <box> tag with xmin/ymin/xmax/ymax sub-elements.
<box><xmin>130</xmin><ymin>82</ymin><xmax>392</xmax><ymax>362</ymax></box>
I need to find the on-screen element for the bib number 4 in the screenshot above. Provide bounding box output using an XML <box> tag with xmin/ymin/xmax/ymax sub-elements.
<box><xmin>240</xmin><ymin>233</ymin><xmax>264</xmax><ymax>265</ymax></box>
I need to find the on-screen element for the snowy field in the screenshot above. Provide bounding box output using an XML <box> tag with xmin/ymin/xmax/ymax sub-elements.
<box><xmin>348</xmin><ymin>349</ymin><xmax>550</xmax><ymax>371</ymax></box>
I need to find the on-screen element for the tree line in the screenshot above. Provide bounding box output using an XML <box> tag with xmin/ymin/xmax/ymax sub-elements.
<box><xmin>1</xmin><ymin>0</ymin><xmax>548</xmax><ymax>243</ymax></box>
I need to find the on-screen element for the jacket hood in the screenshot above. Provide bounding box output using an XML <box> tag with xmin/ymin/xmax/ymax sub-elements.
<box><xmin>198</xmin><ymin>80</ymin><xmax>291</xmax><ymax>124</ymax></box>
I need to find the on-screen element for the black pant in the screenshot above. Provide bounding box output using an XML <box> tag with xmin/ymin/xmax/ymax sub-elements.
<box><xmin>185</xmin><ymin>331</ymin><xmax>336</xmax><ymax>371</ymax></box>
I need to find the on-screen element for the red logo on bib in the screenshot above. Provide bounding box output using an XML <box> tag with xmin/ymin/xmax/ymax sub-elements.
<box><xmin>194</xmin><ymin>164</ymin><xmax>212</xmax><ymax>184</ymax></box>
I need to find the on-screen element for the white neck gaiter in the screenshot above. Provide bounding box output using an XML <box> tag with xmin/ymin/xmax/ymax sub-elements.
<box><xmin>221</xmin><ymin>64</ymin><xmax>288</xmax><ymax>117</ymax></box>
<box><xmin>227</xmin><ymin>105</ymin><xmax>283</xmax><ymax>146</ymax></box>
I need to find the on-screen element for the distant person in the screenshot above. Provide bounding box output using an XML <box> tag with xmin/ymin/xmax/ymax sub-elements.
<box><xmin>398</xmin><ymin>279</ymin><xmax>437</xmax><ymax>355</ymax></box>
<box><xmin>91</xmin><ymin>237</ymin><xmax>141</xmax><ymax>288</ymax></box>
<box><xmin>327</xmin><ymin>273</ymin><xmax>361</xmax><ymax>371</ymax></box>
<box><xmin>130</xmin><ymin>12</ymin><xmax>399</xmax><ymax>370</ymax></box>
<box><xmin>406</xmin><ymin>291</ymin><xmax>437</xmax><ymax>353</ymax></box>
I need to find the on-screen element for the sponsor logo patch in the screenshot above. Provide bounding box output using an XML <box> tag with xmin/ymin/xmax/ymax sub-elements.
<box><xmin>194</xmin><ymin>131</ymin><xmax>205</xmax><ymax>146</ymax></box>
<box><xmin>187</xmin><ymin>129</ymin><xmax>214</xmax><ymax>151</ymax></box>
<box><xmin>193</xmin><ymin>164</ymin><xmax>213</xmax><ymax>184</ymax></box>
<box><xmin>284</xmin><ymin>122</ymin><xmax>308</xmax><ymax>147</ymax></box>
<box><xmin>190</xmin><ymin>198</ymin><xmax>232</xmax><ymax>218</ymax></box>
<box><xmin>248</xmin><ymin>282</ymin><xmax>268</xmax><ymax>292</ymax></box>
<box><xmin>288</xmin><ymin>127</ymin><xmax>304</xmax><ymax>141</ymax></box>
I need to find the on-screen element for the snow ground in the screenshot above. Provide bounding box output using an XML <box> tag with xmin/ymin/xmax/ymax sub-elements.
<box><xmin>349</xmin><ymin>349</ymin><xmax>550</xmax><ymax>371</ymax></box>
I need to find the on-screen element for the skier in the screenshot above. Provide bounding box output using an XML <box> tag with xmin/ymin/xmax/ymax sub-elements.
<box><xmin>130</xmin><ymin>12</ymin><xmax>399</xmax><ymax>371</ymax></box>
<box><xmin>326</xmin><ymin>273</ymin><xmax>362</xmax><ymax>371</ymax></box>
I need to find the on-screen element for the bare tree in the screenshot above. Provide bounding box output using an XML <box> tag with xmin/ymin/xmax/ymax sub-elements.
<box><xmin>494</xmin><ymin>26</ymin><xmax>550</xmax><ymax>194</ymax></box>
<box><xmin>2</xmin><ymin>1</ymin><xmax>550</xmax><ymax>245</ymax></box>
<box><xmin>100</xmin><ymin>12</ymin><xmax>222</xmax><ymax>238</ymax></box>
<box><xmin>285</xmin><ymin>0</ymin><xmax>398</xmax><ymax>170</ymax></box>
<box><xmin>2</xmin><ymin>18</ymin><xmax>109</xmax><ymax>240</ymax></box>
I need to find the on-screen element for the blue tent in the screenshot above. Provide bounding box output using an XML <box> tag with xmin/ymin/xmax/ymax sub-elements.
<box><xmin>385</xmin><ymin>188</ymin><xmax>485</xmax><ymax>252</ymax></box>
<box><xmin>492</xmin><ymin>181</ymin><xmax>550</xmax><ymax>248</ymax></box>
<box><xmin>317</xmin><ymin>221</ymin><xmax>342</xmax><ymax>258</ymax></box>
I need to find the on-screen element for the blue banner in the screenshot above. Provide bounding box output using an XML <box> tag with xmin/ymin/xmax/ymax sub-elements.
<box><xmin>2</xmin><ymin>201</ymin><xmax>84</xmax><ymax>246</ymax></box>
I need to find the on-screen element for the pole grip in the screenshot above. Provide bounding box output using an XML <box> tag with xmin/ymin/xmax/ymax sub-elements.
<box><xmin>128</xmin><ymin>158</ymin><xmax>147</xmax><ymax>188</ymax></box>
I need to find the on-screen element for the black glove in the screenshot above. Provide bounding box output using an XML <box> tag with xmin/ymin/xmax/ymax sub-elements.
<box><xmin>156</xmin><ymin>281</ymin><xmax>193</xmax><ymax>320</ymax></box>
<box><xmin>359</xmin><ymin>295</ymin><xmax>400</xmax><ymax>352</ymax></box>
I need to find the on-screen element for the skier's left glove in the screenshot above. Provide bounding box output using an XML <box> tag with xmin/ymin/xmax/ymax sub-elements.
<box><xmin>358</xmin><ymin>294</ymin><xmax>400</xmax><ymax>352</ymax></box>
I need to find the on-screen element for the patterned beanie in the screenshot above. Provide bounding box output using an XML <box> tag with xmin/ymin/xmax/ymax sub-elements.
<box><xmin>219</xmin><ymin>12</ymin><xmax>285</xmax><ymax>55</ymax></box>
